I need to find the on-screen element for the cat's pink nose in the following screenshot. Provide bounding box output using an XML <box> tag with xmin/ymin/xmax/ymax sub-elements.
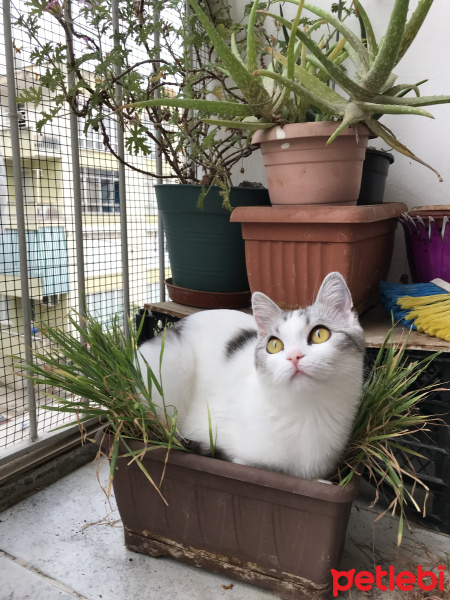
<box><xmin>287</xmin><ymin>353</ymin><xmax>304</xmax><ymax>366</ymax></box>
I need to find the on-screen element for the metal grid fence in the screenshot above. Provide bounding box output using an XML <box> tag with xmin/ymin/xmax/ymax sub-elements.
<box><xmin>0</xmin><ymin>0</ymin><xmax>170</xmax><ymax>454</ymax></box>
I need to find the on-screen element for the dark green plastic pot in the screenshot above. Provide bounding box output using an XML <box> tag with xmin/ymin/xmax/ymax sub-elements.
<box><xmin>155</xmin><ymin>184</ymin><xmax>270</xmax><ymax>293</ymax></box>
<box><xmin>357</xmin><ymin>149</ymin><xmax>394</xmax><ymax>205</ymax></box>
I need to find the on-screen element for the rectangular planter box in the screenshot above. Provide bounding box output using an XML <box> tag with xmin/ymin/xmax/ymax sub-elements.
<box><xmin>100</xmin><ymin>435</ymin><xmax>359</xmax><ymax>599</ymax></box>
<box><xmin>230</xmin><ymin>203</ymin><xmax>407</xmax><ymax>313</ymax></box>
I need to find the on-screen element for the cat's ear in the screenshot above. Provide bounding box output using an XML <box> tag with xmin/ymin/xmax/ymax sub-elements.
<box><xmin>252</xmin><ymin>292</ymin><xmax>282</xmax><ymax>337</ymax></box>
<box><xmin>315</xmin><ymin>272</ymin><xmax>354</xmax><ymax>322</ymax></box>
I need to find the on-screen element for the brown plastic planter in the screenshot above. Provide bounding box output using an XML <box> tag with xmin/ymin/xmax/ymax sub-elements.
<box><xmin>97</xmin><ymin>434</ymin><xmax>359</xmax><ymax>599</ymax></box>
<box><xmin>230</xmin><ymin>202</ymin><xmax>407</xmax><ymax>313</ymax></box>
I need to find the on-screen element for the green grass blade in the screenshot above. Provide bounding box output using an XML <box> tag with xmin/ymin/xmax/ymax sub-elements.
<box><xmin>107</xmin><ymin>435</ymin><xmax>120</xmax><ymax>498</ymax></box>
<box><xmin>207</xmin><ymin>403</ymin><xmax>215</xmax><ymax>458</ymax></box>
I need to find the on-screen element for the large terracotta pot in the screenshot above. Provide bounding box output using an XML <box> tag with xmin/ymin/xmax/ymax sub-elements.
<box><xmin>252</xmin><ymin>122</ymin><xmax>370</xmax><ymax>206</ymax></box>
<box><xmin>96</xmin><ymin>431</ymin><xmax>359</xmax><ymax>600</ymax></box>
<box><xmin>231</xmin><ymin>202</ymin><xmax>407</xmax><ymax>314</ymax></box>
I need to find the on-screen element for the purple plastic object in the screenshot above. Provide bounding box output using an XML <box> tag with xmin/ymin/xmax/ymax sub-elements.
<box><xmin>400</xmin><ymin>213</ymin><xmax>450</xmax><ymax>283</ymax></box>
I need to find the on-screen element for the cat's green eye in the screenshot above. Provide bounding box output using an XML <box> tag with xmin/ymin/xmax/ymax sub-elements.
<box><xmin>310</xmin><ymin>327</ymin><xmax>331</xmax><ymax>344</ymax></box>
<box><xmin>267</xmin><ymin>337</ymin><xmax>284</xmax><ymax>354</ymax></box>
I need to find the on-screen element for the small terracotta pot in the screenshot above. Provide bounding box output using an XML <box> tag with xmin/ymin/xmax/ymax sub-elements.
<box><xmin>231</xmin><ymin>202</ymin><xmax>407</xmax><ymax>314</ymax></box>
<box><xmin>252</xmin><ymin>122</ymin><xmax>370</xmax><ymax>206</ymax></box>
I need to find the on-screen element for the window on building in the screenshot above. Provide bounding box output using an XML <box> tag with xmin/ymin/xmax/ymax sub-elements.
<box><xmin>78</xmin><ymin>114</ymin><xmax>118</xmax><ymax>153</ymax></box>
<box><xmin>22</xmin><ymin>168</ymin><xmax>42</xmax><ymax>204</ymax></box>
<box><xmin>81</xmin><ymin>168</ymin><xmax>120</xmax><ymax>214</ymax></box>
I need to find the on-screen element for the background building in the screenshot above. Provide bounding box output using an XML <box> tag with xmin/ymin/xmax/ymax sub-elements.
<box><xmin>0</xmin><ymin>59</ymin><xmax>169</xmax><ymax>446</ymax></box>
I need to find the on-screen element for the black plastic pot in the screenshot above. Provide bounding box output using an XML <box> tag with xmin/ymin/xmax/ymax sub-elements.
<box><xmin>357</xmin><ymin>149</ymin><xmax>394</xmax><ymax>205</ymax></box>
<box><xmin>155</xmin><ymin>184</ymin><xmax>270</xmax><ymax>295</ymax></box>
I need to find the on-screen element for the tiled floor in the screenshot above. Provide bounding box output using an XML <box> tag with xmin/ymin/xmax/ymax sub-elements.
<box><xmin>0</xmin><ymin>461</ymin><xmax>449</xmax><ymax>600</ymax></box>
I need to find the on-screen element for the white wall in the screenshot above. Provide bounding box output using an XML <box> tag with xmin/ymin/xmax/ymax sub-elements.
<box><xmin>231</xmin><ymin>0</ymin><xmax>450</xmax><ymax>282</ymax></box>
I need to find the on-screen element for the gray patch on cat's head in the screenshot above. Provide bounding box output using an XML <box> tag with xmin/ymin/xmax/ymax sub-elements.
<box><xmin>225</xmin><ymin>328</ymin><xmax>257</xmax><ymax>359</ymax></box>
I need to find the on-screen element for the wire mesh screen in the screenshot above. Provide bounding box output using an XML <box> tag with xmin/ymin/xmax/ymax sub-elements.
<box><xmin>0</xmin><ymin>0</ymin><xmax>176</xmax><ymax>451</ymax></box>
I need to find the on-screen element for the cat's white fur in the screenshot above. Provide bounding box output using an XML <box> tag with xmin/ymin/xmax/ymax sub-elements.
<box><xmin>138</xmin><ymin>272</ymin><xmax>365</xmax><ymax>479</ymax></box>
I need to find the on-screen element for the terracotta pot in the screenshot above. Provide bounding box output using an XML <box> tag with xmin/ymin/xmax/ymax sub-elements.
<box><xmin>96</xmin><ymin>431</ymin><xmax>359</xmax><ymax>600</ymax></box>
<box><xmin>230</xmin><ymin>202</ymin><xmax>407</xmax><ymax>314</ymax></box>
<box><xmin>252</xmin><ymin>122</ymin><xmax>370</xmax><ymax>206</ymax></box>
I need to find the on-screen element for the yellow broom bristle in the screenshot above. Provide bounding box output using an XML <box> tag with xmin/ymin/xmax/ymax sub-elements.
<box><xmin>397</xmin><ymin>294</ymin><xmax>450</xmax><ymax>342</ymax></box>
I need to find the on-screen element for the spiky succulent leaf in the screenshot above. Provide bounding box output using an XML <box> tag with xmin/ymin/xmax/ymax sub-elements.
<box><xmin>384</xmin><ymin>81</ymin><xmax>426</xmax><ymax>97</ymax></box>
<box><xmin>353</xmin><ymin>0</ymin><xmax>378</xmax><ymax>64</ymax></box>
<box><xmin>119</xmin><ymin>98</ymin><xmax>270</xmax><ymax>117</ymax></box>
<box><xmin>202</xmin><ymin>118</ymin><xmax>276</xmax><ymax>131</ymax></box>
<box><xmin>362</xmin><ymin>0</ymin><xmax>409</xmax><ymax>95</ymax></box>
<box><xmin>254</xmin><ymin>69</ymin><xmax>346</xmax><ymax>116</ymax></box>
<box><xmin>187</xmin><ymin>0</ymin><xmax>270</xmax><ymax>105</ymax></box>
<box><xmin>326</xmin><ymin>103</ymin><xmax>367</xmax><ymax>145</ymax></box>
<box><xmin>287</xmin><ymin>0</ymin><xmax>305</xmax><ymax>81</ymax></box>
<box><xmin>274</xmin><ymin>0</ymin><xmax>370</xmax><ymax>76</ymax></box>
<box><xmin>288</xmin><ymin>26</ymin><xmax>371</xmax><ymax>101</ymax></box>
<box><xmin>365</xmin><ymin>116</ymin><xmax>443</xmax><ymax>181</ymax></box>
<box><xmin>230</xmin><ymin>33</ymin><xmax>245</xmax><ymax>66</ymax></box>
<box><xmin>246</xmin><ymin>0</ymin><xmax>259</xmax><ymax>74</ymax></box>
<box><xmin>372</xmin><ymin>94</ymin><xmax>450</xmax><ymax>108</ymax></box>
<box><xmin>355</xmin><ymin>101</ymin><xmax>434</xmax><ymax>118</ymax></box>
<box><xmin>396</xmin><ymin>0</ymin><xmax>434</xmax><ymax>66</ymax></box>
<box><xmin>267</xmin><ymin>48</ymin><xmax>347</xmax><ymax>107</ymax></box>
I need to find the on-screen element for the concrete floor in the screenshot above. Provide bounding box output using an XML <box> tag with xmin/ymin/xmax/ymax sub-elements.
<box><xmin>0</xmin><ymin>461</ymin><xmax>449</xmax><ymax>600</ymax></box>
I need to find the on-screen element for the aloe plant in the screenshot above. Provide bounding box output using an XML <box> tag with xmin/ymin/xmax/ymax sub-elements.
<box><xmin>255</xmin><ymin>0</ymin><xmax>449</xmax><ymax>179</ymax></box>
<box><xmin>124</xmin><ymin>0</ymin><xmax>450</xmax><ymax>180</ymax></box>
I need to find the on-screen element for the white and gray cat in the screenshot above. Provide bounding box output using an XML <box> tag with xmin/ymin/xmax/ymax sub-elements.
<box><xmin>138</xmin><ymin>272</ymin><xmax>365</xmax><ymax>480</ymax></box>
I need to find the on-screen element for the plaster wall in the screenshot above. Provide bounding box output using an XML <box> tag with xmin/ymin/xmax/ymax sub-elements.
<box><xmin>229</xmin><ymin>0</ymin><xmax>450</xmax><ymax>282</ymax></box>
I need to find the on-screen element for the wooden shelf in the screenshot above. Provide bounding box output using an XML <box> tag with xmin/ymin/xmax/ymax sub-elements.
<box><xmin>360</xmin><ymin>305</ymin><xmax>450</xmax><ymax>352</ymax></box>
<box><xmin>143</xmin><ymin>301</ymin><xmax>252</xmax><ymax>317</ymax></box>
<box><xmin>144</xmin><ymin>301</ymin><xmax>450</xmax><ymax>353</ymax></box>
